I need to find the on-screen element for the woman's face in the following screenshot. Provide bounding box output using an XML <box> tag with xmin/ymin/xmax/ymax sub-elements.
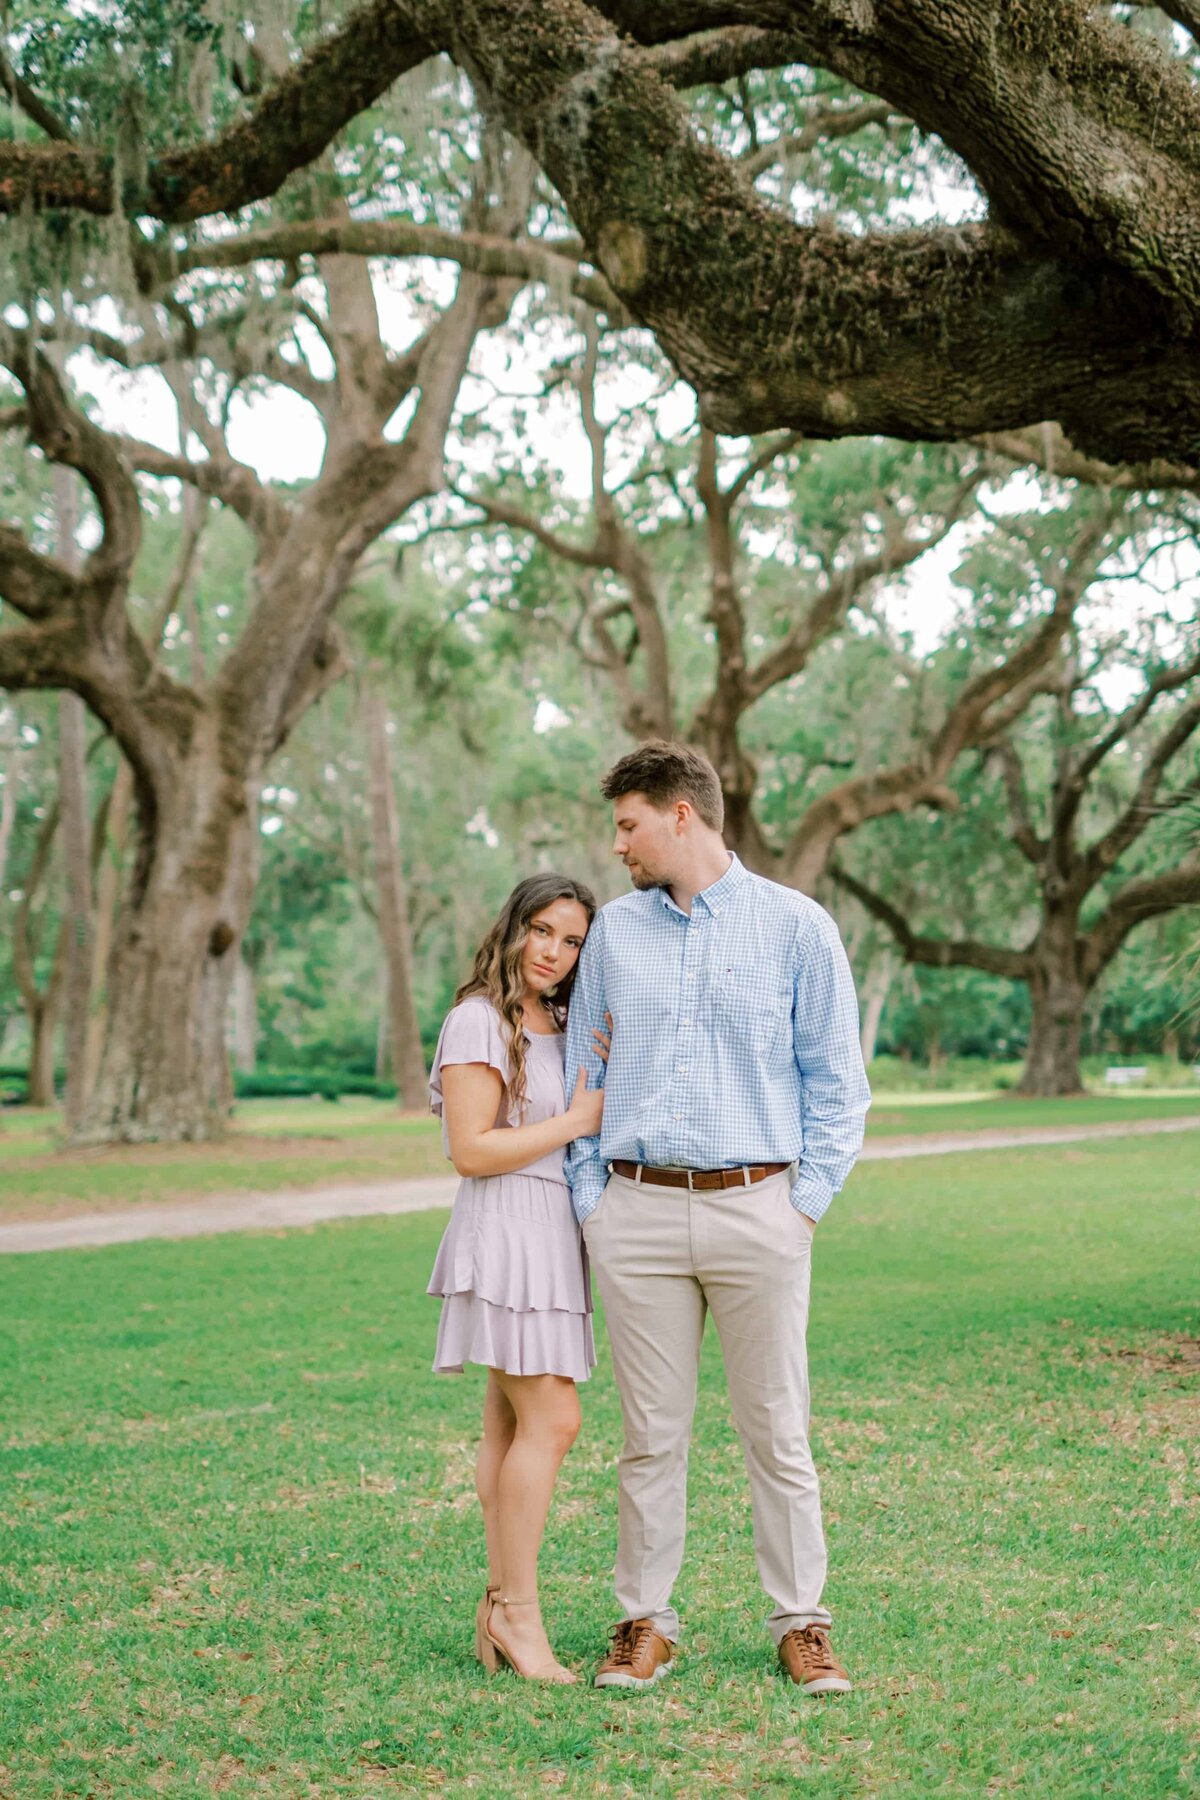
<box><xmin>520</xmin><ymin>898</ymin><xmax>590</xmax><ymax>999</ymax></box>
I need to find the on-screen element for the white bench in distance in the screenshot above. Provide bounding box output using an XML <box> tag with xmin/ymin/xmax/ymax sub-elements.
<box><xmin>1104</xmin><ymin>1066</ymin><xmax>1147</xmax><ymax>1086</ymax></box>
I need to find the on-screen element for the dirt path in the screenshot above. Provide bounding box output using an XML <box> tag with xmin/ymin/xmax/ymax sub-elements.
<box><xmin>2</xmin><ymin>1113</ymin><xmax>1198</xmax><ymax>1256</ymax></box>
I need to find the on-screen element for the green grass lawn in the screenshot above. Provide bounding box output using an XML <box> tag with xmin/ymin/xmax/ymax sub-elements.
<box><xmin>2</xmin><ymin>1137</ymin><xmax>1197</xmax><ymax>1797</ymax></box>
<box><xmin>2</xmin><ymin>1091</ymin><xmax>1199</xmax><ymax>1220</ymax></box>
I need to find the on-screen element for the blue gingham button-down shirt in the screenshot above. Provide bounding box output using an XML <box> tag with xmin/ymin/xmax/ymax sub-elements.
<box><xmin>564</xmin><ymin>855</ymin><xmax>870</xmax><ymax>1225</ymax></box>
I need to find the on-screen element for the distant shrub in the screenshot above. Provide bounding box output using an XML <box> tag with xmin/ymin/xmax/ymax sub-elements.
<box><xmin>866</xmin><ymin>1055</ymin><xmax>1021</xmax><ymax>1094</ymax></box>
<box><xmin>2</xmin><ymin>1065</ymin><xmax>411</xmax><ymax>1108</ymax></box>
<box><xmin>0</xmin><ymin>1064</ymin><xmax>35</xmax><ymax>1105</ymax></box>
<box><xmin>232</xmin><ymin>1067</ymin><xmax>399</xmax><ymax>1102</ymax></box>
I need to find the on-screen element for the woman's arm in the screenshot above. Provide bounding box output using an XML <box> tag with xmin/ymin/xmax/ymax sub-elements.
<box><xmin>441</xmin><ymin>1061</ymin><xmax>603</xmax><ymax>1179</ymax></box>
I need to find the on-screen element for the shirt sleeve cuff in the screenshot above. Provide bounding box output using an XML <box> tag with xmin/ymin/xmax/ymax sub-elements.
<box><xmin>790</xmin><ymin>1170</ymin><xmax>834</xmax><ymax>1224</ymax></box>
<box><xmin>569</xmin><ymin>1157</ymin><xmax>607</xmax><ymax>1222</ymax></box>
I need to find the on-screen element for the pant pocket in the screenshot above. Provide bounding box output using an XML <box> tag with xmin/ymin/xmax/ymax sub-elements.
<box><xmin>581</xmin><ymin>1175</ymin><xmax>615</xmax><ymax>1240</ymax></box>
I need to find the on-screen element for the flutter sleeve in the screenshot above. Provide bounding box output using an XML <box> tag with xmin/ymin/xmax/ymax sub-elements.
<box><xmin>429</xmin><ymin>997</ymin><xmax>512</xmax><ymax>1119</ymax></box>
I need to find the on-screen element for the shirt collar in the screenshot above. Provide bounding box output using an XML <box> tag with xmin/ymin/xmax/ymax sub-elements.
<box><xmin>657</xmin><ymin>851</ymin><xmax>746</xmax><ymax>917</ymax></box>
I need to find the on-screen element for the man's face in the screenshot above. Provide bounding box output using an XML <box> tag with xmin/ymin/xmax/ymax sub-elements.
<box><xmin>612</xmin><ymin>792</ymin><xmax>682</xmax><ymax>889</ymax></box>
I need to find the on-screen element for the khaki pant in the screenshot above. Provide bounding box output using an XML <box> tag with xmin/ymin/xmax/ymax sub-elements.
<box><xmin>582</xmin><ymin>1169</ymin><xmax>831</xmax><ymax>1645</ymax></box>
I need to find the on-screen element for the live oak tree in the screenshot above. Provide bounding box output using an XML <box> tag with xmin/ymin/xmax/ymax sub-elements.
<box><xmin>0</xmin><ymin>28</ymin><xmax>539</xmax><ymax>1140</ymax></box>
<box><xmin>0</xmin><ymin>259</ymin><xmax>513</xmax><ymax>1142</ymax></box>
<box><xmin>832</xmin><ymin>512</ymin><xmax>1200</xmax><ymax>1094</ymax></box>
<box><xmin>6</xmin><ymin>1</ymin><xmax>1200</xmax><ymax>468</ymax></box>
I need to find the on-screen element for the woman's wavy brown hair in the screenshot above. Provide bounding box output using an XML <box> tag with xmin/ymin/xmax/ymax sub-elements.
<box><xmin>455</xmin><ymin>874</ymin><xmax>597</xmax><ymax>1118</ymax></box>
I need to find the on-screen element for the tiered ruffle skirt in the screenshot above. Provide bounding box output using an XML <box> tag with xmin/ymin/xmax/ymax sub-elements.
<box><xmin>427</xmin><ymin>1171</ymin><xmax>595</xmax><ymax>1381</ymax></box>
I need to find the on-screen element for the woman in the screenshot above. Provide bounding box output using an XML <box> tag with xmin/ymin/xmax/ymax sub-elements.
<box><xmin>427</xmin><ymin>874</ymin><xmax>604</xmax><ymax>1685</ymax></box>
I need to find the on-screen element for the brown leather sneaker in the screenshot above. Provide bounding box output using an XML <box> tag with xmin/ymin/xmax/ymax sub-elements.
<box><xmin>593</xmin><ymin>1618</ymin><xmax>675</xmax><ymax>1690</ymax></box>
<box><xmin>778</xmin><ymin>1625</ymin><xmax>853</xmax><ymax>1694</ymax></box>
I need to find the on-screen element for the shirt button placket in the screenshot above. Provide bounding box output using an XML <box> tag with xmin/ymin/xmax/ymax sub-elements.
<box><xmin>675</xmin><ymin>911</ymin><xmax>700</xmax><ymax>1167</ymax></box>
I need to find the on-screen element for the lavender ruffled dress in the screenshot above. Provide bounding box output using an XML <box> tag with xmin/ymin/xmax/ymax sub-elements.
<box><xmin>426</xmin><ymin>996</ymin><xmax>595</xmax><ymax>1382</ymax></box>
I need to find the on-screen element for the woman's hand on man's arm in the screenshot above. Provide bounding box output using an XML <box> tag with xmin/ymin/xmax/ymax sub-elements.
<box><xmin>442</xmin><ymin>1059</ymin><xmax>604</xmax><ymax>1178</ymax></box>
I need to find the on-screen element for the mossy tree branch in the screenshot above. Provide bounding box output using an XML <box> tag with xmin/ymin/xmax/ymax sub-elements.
<box><xmin>0</xmin><ymin>524</ymin><xmax>80</xmax><ymax>621</ymax></box>
<box><xmin>975</xmin><ymin>426</ymin><xmax>1200</xmax><ymax>497</ymax></box>
<box><xmin>828</xmin><ymin>862</ymin><xmax>1034</xmax><ymax>980</ymax></box>
<box><xmin>0</xmin><ymin>48</ymin><xmax>74</xmax><ymax>142</ymax></box>
<box><xmin>7</xmin><ymin>1</ymin><xmax>1200</xmax><ymax>461</ymax></box>
<box><xmin>373</xmin><ymin>0</ymin><xmax>1200</xmax><ymax>466</ymax></box>
<box><xmin>781</xmin><ymin>505</ymin><xmax>1119</xmax><ymax>889</ymax></box>
<box><xmin>1081</xmin><ymin>861</ymin><xmax>1200</xmax><ymax>985</ymax></box>
<box><xmin>738</xmin><ymin>98</ymin><xmax>898</xmax><ymax>179</ymax></box>
<box><xmin>0</xmin><ymin>0</ymin><xmax>433</xmax><ymax>218</ymax></box>
<box><xmin>1080</xmin><ymin>684</ymin><xmax>1200</xmax><ymax>889</ymax></box>
<box><xmin>152</xmin><ymin>219</ymin><xmax>625</xmax><ymax>319</ymax></box>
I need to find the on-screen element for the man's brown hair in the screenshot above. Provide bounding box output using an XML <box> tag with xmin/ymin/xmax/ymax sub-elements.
<box><xmin>600</xmin><ymin>739</ymin><xmax>725</xmax><ymax>833</ymax></box>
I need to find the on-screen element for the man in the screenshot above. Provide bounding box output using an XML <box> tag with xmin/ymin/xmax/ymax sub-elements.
<box><xmin>565</xmin><ymin>741</ymin><xmax>870</xmax><ymax>1695</ymax></box>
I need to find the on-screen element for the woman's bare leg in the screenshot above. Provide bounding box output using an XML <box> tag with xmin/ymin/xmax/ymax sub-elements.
<box><xmin>476</xmin><ymin>1370</ymin><xmax>517</xmax><ymax>1585</ymax></box>
<box><xmin>489</xmin><ymin>1371</ymin><xmax>581</xmax><ymax>1674</ymax></box>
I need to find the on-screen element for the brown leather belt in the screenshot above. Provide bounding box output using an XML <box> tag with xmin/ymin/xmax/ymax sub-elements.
<box><xmin>610</xmin><ymin>1159</ymin><xmax>790</xmax><ymax>1191</ymax></box>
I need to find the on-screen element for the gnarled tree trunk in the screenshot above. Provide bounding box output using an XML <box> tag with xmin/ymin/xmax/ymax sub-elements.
<box><xmin>1019</xmin><ymin>912</ymin><xmax>1087</xmax><ymax>1097</ymax></box>
<box><xmin>1021</xmin><ymin>974</ymin><xmax>1087</xmax><ymax>1097</ymax></box>
<box><xmin>74</xmin><ymin>752</ymin><xmax>260</xmax><ymax>1144</ymax></box>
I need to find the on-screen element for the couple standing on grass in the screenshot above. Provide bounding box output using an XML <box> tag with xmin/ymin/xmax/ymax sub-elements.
<box><xmin>426</xmin><ymin>741</ymin><xmax>870</xmax><ymax>1694</ymax></box>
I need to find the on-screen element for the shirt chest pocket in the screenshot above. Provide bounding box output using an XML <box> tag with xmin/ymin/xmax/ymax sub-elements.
<box><xmin>710</xmin><ymin>966</ymin><xmax>792</xmax><ymax>1056</ymax></box>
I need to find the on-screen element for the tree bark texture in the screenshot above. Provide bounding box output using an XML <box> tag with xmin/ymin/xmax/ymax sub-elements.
<box><xmin>74</xmin><ymin>749</ymin><xmax>260</xmax><ymax>1144</ymax></box>
<box><xmin>7</xmin><ymin>3</ymin><xmax>1200</xmax><ymax>458</ymax></box>
<box><xmin>83</xmin><ymin>758</ymin><xmax>133</xmax><ymax>1101</ymax></box>
<box><xmin>1015</xmin><ymin>902</ymin><xmax>1089</xmax><ymax>1096</ymax></box>
<box><xmin>54</xmin><ymin>470</ymin><xmax>93</xmax><ymax>1130</ymax></box>
<box><xmin>429</xmin><ymin>0</ymin><xmax>1200</xmax><ymax>463</ymax></box>
<box><xmin>1021</xmin><ymin>970</ymin><xmax>1088</xmax><ymax>1098</ymax></box>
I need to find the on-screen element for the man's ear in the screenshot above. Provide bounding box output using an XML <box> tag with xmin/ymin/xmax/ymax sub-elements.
<box><xmin>674</xmin><ymin>800</ymin><xmax>693</xmax><ymax>833</ymax></box>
